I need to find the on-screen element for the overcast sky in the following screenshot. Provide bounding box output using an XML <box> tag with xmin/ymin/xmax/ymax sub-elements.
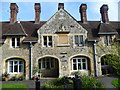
<box><xmin>0</xmin><ymin>0</ymin><xmax>119</xmax><ymax>22</ymax></box>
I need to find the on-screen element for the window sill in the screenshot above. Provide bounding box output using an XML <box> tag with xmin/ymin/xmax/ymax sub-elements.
<box><xmin>8</xmin><ymin>72</ymin><xmax>24</xmax><ymax>74</ymax></box>
<box><xmin>57</xmin><ymin>44</ymin><xmax>70</xmax><ymax>47</ymax></box>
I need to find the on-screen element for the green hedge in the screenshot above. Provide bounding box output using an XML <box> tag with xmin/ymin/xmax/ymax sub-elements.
<box><xmin>44</xmin><ymin>76</ymin><xmax>104</xmax><ymax>89</ymax></box>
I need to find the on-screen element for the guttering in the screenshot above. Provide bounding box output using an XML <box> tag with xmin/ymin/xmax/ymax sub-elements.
<box><xmin>29</xmin><ymin>42</ymin><xmax>33</xmax><ymax>79</ymax></box>
<box><xmin>98</xmin><ymin>32</ymin><xmax>118</xmax><ymax>35</ymax></box>
<box><xmin>93</xmin><ymin>40</ymin><xmax>98</xmax><ymax>76</ymax></box>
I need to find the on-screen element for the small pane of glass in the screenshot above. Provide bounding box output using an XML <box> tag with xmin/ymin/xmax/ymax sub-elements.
<box><xmin>78</xmin><ymin>63</ymin><xmax>81</xmax><ymax>70</ymax></box>
<box><xmin>73</xmin><ymin>64</ymin><xmax>77</xmax><ymax>70</ymax></box>
<box><xmin>83</xmin><ymin>63</ymin><xmax>86</xmax><ymax>69</ymax></box>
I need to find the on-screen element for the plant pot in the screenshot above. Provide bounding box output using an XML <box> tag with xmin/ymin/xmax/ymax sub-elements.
<box><xmin>4</xmin><ymin>78</ymin><xmax>9</xmax><ymax>81</ymax></box>
<box><xmin>32</xmin><ymin>77</ymin><xmax>37</xmax><ymax>80</ymax></box>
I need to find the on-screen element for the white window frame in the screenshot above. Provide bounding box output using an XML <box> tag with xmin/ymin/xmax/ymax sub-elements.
<box><xmin>74</xmin><ymin>35</ymin><xmax>84</xmax><ymax>47</ymax></box>
<box><xmin>42</xmin><ymin>36</ymin><xmax>53</xmax><ymax>47</ymax></box>
<box><xmin>10</xmin><ymin>37</ymin><xmax>20</xmax><ymax>48</ymax></box>
<box><xmin>72</xmin><ymin>57</ymin><xmax>88</xmax><ymax>71</ymax></box>
<box><xmin>39</xmin><ymin>58</ymin><xmax>56</xmax><ymax>70</ymax></box>
<box><xmin>8</xmin><ymin>60</ymin><xmax>24</xmax><ymax>74</ymax></box>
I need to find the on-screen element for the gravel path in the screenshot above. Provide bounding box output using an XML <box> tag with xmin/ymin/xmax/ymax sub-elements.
<box><xmin>96</xmin><ymin>76</ymin><xmax>119</xmax><ymax>88</ymax></box>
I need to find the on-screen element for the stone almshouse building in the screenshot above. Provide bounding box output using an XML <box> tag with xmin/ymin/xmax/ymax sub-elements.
<box><xmin>0</xmin><ymin>3</ymin><xmax>120</xmax><ymax>80</ymax></box>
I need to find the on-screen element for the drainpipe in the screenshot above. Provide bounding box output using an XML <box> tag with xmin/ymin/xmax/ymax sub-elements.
<box><xmin>93</xmin><ymin>40</ymin><xmax>98</xmax><ymax>76</ymax></box>
<box><xmin>30</xmin><ymin>42</ymin><xmax>33</xmax><ymax>79</ymax></box>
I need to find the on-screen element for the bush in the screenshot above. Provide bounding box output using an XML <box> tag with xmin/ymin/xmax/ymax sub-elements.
<box><xmin>81</xmin><ymin>76</ymin><xmax>104</xmax><ymax>88</ymax></box>
<box><xmin>111</xmin><ymin>79</ymin><xmax>120</xmax><ymax>88</ymax></box>
<box><xmin>44</xmin><ymin>76</ymin><xmax>104</xmax><ymax>89</ymax></box>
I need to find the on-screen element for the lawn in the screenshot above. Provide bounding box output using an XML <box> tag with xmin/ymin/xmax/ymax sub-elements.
<box><xmin>111</xmin><ymin>79</ymin><xmax>120</xmax><ymax>88</ymax></box>
<box><xmin>0</xmin><ymin>83</ymin><xmax>28</xmax><ymax>88</ymax></box>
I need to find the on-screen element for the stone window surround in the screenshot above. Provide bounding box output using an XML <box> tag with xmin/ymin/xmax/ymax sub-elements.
<box><xmin>73</xmin><ymin>34</ymin><xmax>85</xmax><ymax>47</ymax></box>
<box><xmin>7</xmin><ymin>59</ymin><xmax>24</xmax><ymax>74</ymax></box>
<box><xmin>71</xmin><ymin>57</ymin><xmax>88</xmax><ymax>71</ymax></box>
<box><xmin>42</xmin><ymin>35</ymin><xmax>53</xmax><ymax>47</ymax></box>
<box><xmin>10</xmin><ymin>37</ymin><xmax>20</xmax><ymax>48</ymax></box>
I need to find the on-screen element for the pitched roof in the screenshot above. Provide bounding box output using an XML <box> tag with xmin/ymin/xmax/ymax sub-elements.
<box><xmin>0</xmin><ymin>21</ymin><xmax>120</xmax><ymax>42</ymax></box>
<box><xmin>98</xmin><ymin>23</ymin><xmax>118</xmax><ymax>34</ymax></box>
<box><xmin>1</xmin><ymin>22</ymin><xmax>26</xmax><ymax>36</ymax></box>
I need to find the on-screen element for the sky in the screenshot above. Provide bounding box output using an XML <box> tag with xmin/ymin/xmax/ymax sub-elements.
<box><xmin>0</xmin><ymin>0</ymin><xmax>119</xmax><ymax>22</ymax></box>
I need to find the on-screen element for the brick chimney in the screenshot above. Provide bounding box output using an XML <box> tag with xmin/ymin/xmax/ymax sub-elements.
<box><xmin>100</xmin><ymin>4</ymin><xmax>109</xmax><ymax>24</ymax></box>
<box><xmin>58</xmin><ymin>3</ymin><xmax>64</xmax><ymax>10</ymax></box>
<box><xmin>79</xmin><ymin>4</ymin><xmax>87</xmax><ymax>23</ymax></box>
<box><xmin>34</xmin><ymin>3</ymin><xmax>41</xmax><ymax>24</ymax></box>
<box><xmin>10</xmin><ymin>3</ymin><xmax>18</xmax><ymax>23</ymax></box>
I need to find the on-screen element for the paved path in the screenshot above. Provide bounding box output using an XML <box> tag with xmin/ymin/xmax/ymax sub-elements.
<box><xmin>96</xmin><ymin>76</ymin><xmax>118</xmax><ymax>88</ymax></box>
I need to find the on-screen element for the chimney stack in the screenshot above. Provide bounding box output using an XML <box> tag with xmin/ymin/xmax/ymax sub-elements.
<box><xmin>34</xmin><ymin>3</ymin><xmax>41</xmax><ymax>24</ymax></box>
<box><xmin>58</xmin><ymin>3</ymin><xmax>64</xmax><ymax>10</ymax></box>
<box><xmin>79</xmin><ymin>4</ymin><xmax>87</xmax><ymax>23</ymax></box>
<box><xmin>100</xmin><ymin>4</ymin><xmax>109</xmax><ymax>24</ymax></box>
<box><xmin>10</xmin><ymin>3</ymin><xmax>18</xmax><ymax>23</ymax></box>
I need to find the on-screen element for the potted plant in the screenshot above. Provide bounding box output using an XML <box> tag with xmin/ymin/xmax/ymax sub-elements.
<box><xmin>18</xmin><ymin>75</ymin><xmax>25</xmax><ymax>81</ymax></box>
<box><xmin>11</xmin><ymin>75</ymin><xmax>18</xmax><ymax>81</ymax></box>
<box><xmin>2</xmin><ymin>72</ymin><xmax>10</xmax><ymax>81</ymax></box>
<box><xmin>32</xmin><ymin>66</ymin><xmax>42</xmax><ymax>80</ymax></box>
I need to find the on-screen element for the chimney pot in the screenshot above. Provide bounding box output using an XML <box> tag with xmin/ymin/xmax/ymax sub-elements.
<box><xmin>100</xmin><ymin>4</ymin><xmax>109</xmax><ymax>23</ymax></box>
<box><xmin>10</xmin><ymin>3</ymin><xmax>18</xmax><ymax>23</ymax></box>
<box><xmin>79</xmin><ymin>4</ymin><xmax>87</xmax><ymax>23</ymax></box>
<box><xmin>34</xmin><ymin>3</ymin><xmax>41</xmax><ymax>24</ymax></box>
<box><xmin>58</xmin><ymin>3</ymin><xmax>64</xmax><ymax>10</ymax></box>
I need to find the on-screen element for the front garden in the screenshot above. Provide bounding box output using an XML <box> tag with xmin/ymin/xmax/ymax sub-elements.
<box><xmin>44</xmin><ymin>75</ymin><xmax>104</xmax><ymax>89</ymax></box>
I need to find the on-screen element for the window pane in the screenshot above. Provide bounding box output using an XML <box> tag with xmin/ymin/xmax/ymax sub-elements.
<box><xmin>73</xmin><ymin>59</ymin><xmax>76</xmax><ymax>64</ymax></box>
<box><xmin>12</xmin><ymin>38</ymin><xmax>15</xmax><ymax>47</ymax></box>
<box><xmin>17</xmin><ymin>38</ymin><xmax>20</xmax><ymax>47</ymax></box>
<box><xmin>79</xmin><ymin>36</ymin><xmax>83</xmax><ymax>45</ymax></box>
<box><xmin>82</xmin><ymin>59</ymin><xmax>86</xmax><ymax>62</ymax></box>
<box><xmin>9</xmin><ymin>66</ymin><xmax>13</xmax><ymax>72</ymax></box>
<box><xmin>104</xmin><ymin>36</ymin><xmax>107</xmax><ymax>45</ymax></box>
<box><xmin>51</xmin><ymin>59</ymin><xmax>54</xmax><ymax>68</ymax></box>
<box><xmin>73</xmin><ymin>64</ymin><xmax>77</xmax><ymax>70</ymax></box>
<box><xmin>19</xmin><ymin>65</ymin><xmax>23</xmax><ymax>72</ymax></box>
<box><xmin>107</xmin><ymin>36</ymin><xmax>111</xmax><ymax>45</ymax></box>
<box><xmin>48</xmin><ymin>36</ymin><xmax>52</xmax><ymax>47</ymax></box>
<box><xmin>75</xmin><ymin>35</ymin><xmax>79</xmax><ymax>45</ymax></box>
<box><xmin>39</xmin><ymin>62</ymin><xmax>41</xmax><ymax>69</ymax></box>
<box><xmin>78</xmin><ymin>59</ymin><xmax>81</xmax><ymax>62</ymax></box>
<box><xmin>83</xmin><ymin>63</ymin><xmax>86</xmax><ymax>69</ymax></box>
<box><xmin>78</xmin><ymin>63</ymin><xmax>81</xmax><ymax>70</ymax></box>
<box><xmin>14</xmin><ymin>64</ymin><xmax>18</xmax><ymax>72</ymax></box>
<box><xmin>43</xmin><ymin>36</ymin><xmax>47</xmax><ymax>47</ymax></box>
<box><xmin>46</xmin><ymin>60</ymin><xmax>50</xmax><ymax>69</ymax></box>
<box><xmin>42</xmin><ymin>59</ymin><xmax>45</xmax><ymax>68</ymax></box>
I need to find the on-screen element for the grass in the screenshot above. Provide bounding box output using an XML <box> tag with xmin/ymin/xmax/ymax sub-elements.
<box><xmin>111</xmin><ymin>79</ymin><xmax>120</xmax><ymax>88</ymax></box>
<box><xmin>0</xmin><ymin>83</ymin><xmax>28</xmax><ymax>88</ymax></box>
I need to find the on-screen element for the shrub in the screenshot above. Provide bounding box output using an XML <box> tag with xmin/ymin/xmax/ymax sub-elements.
<box><xmin>44</xmin><ymin>76</ymin><xmax>104</xmax><ymax>89</ymax></box>
<box><xmin>111</xmin><ymin>79</ymin><xmax>120</xmax><ymax>88</ymax></box>
<box><xmin>81</xmin><ymin>76</ymin><xmax>104</xmax><ymax>88</ymax></box>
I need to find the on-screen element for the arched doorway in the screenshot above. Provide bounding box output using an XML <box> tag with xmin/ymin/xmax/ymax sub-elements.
<box><xmin>70</xmin><ymin>56</ymin><xmax>91</xmax><ymax>75</ymax></box>
<box><xmin>38</xmin><ymin>57</ymin><xmax>59</xmax><ymax>77</ymax></box>
<box><xmin>101</xmin><ymin>55</ymin><xmax>113</xmax><ymax>75</ymax></box>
